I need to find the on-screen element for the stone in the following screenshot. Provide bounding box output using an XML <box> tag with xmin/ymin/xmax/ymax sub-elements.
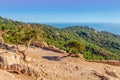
<box><xmin>25</xmin><ymin>55</ymin><xmax>36</xmax><ymax>62</ymax></box>
<box><xmin>25</xmin><ymin>55</ymin><xmax>32</xmax><ymax>62</ymax></box>
<box><xmin>0</xmin><ymin>52</ymin><xmax>21</xmax><ymax>65</ymax></box>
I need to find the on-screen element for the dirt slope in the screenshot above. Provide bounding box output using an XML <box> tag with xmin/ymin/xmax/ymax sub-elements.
<box><xmin>0</xmin><ymin>46</ymin><xmax>120</xmax><ymax>80</ymax></box>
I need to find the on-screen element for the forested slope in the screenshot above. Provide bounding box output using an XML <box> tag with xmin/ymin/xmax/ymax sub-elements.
<box><xmin>0</xmin><ymin>17</ymin><xmax>120</xmax><ymax>60</ymax></box>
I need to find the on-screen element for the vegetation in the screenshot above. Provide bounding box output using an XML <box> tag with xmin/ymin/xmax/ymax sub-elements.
<box><xmin>0</xmin><ymin>16</ymin><xmax>120</xmax><ymax>60</ymax></box>
<box><xmin>67</xmin><ymin>40</ymin><xmax>85</xmax><ymax>54</ymax></box>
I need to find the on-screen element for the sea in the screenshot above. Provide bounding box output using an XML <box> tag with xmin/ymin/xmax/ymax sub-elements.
<box><xmin>43</xmin><ymin>23</ymin><xmax>120</xmax><ymax>35</ymax></box>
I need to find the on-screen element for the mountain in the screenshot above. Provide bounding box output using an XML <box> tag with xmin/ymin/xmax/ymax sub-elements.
<box><xmin>0</xmin><ymin>16</ymin><xmax>120</xmax><ymax>60</ymax></box>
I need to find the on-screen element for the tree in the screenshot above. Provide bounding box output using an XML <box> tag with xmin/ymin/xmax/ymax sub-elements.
<box><xmin>67</xmin><ymin>40</ymin><xmax>85</xmax><ymax>56</ymax></box>
<box><xmin>14</xmin><ymin>28</ymin><xmax>40</xmax><ymax>60</ymax></box>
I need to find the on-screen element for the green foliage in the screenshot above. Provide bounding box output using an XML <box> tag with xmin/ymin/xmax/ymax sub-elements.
<box><xmin>42</xmin><ymin>26</ymin><xmax>120</xmax><ymax>60</ymax></box>
<box><xmin>0</xmin><ymin>16</ymin><xmax>120</xmax><ymax>60</ymax></box>
<box><xmin>67</xmin><ymin>40</ymin><xmax>85</xmax><ymax>54</ymax></box>
<box><xmin>0</xmin><ymin>17</ymin><xmax>43</xmax><ymax>45</ymax></box>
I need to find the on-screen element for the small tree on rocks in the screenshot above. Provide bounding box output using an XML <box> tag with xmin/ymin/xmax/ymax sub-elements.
<box><xmin>67</xmin><ymin>40</ymin><xmax>85</xmax><ymax>56</ymax></box>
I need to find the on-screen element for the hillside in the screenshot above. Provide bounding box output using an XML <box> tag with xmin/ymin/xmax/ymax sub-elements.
<box><xmin>0</xmin><ymin>16</ymin><xmax>120</xmax><ymax>60</ymax></box>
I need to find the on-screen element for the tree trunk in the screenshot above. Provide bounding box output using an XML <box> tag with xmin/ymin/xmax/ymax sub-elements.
<box><xmin>16</xmin><ymin>38</ymin><xmax>33</xmax><ymax>60</ymax></box>
<box><xmin>0</xmin><ymin>37</ymin><xmax>4</xmax><ymax>44</ymax></box>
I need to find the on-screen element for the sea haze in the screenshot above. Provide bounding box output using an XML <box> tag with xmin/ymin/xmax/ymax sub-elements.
<box><xmin>43</xmin><ymin>23</ymin><xmax>120</xmax><ymax>35</ymax></box>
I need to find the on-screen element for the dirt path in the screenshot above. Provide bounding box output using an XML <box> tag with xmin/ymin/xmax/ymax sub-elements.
<box><xmin>25</xmin><ymin>47</ymin><xmax>120</xmax><ymax>80</ymax></box>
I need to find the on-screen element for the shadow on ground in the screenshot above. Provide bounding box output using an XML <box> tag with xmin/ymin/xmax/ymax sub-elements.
<box><xmin>42</xmin><ymin>56</ymin><xmax>68</xmax><ymax>61</ymax></box>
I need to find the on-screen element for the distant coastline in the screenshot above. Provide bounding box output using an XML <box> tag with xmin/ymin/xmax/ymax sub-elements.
<box><xmin>43</xmin><ymin>23</ymin><xmax>120</xmax><ymax>35</ymax></box>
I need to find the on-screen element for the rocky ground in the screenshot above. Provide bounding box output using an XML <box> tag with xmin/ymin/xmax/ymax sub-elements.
<box><xmin>0</xmin><ymin>45</ymin><xmax>120</xmax><ymax>80</ymax></box>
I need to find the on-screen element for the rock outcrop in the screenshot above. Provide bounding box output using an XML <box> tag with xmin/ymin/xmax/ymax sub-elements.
<box><xmin>46</xmin><ymin>45</ymin><xmax>66</xmax><ymax>53</ymax></box>
<box><xmin>31</xmin><ymin>42</ymin><xmax>66</xmax><ymax>54</ymax></box>
<box><xmin>0</xmin><ymin>51</ymin><xmax>21</xmax><ymax>65</ymax></box>
<box><xmin>30</xmin><ymin>41</ymin><xmax>48</xmax><ymax>48</ymax></box>
<box><xmin>0</xmin><ymin>50</ymin><xmax>43</xmax><ymax>79</ymax></box>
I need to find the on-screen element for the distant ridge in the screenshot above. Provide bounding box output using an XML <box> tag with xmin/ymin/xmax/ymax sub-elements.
<box><xmin>45</xmin><ymin>23</ymin><xmax>120</xmax><ymax>35</ymax></box>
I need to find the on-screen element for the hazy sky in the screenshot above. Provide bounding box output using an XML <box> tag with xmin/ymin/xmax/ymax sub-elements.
<box><xmin>0</xmin><ymin>0</ymin><xmax>120</xmax><ymax>23</ymax></box>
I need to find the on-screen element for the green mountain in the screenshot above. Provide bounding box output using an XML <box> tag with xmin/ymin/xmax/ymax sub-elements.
<box><xmin>0</xmin><ymin>16</ymin><xmax>120</xmax><ymax>60</ymax></box>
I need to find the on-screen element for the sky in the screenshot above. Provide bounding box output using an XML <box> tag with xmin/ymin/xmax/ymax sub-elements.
<box><xmin>0</xmin><ymin>0</ymin><xmax>120</xmax><ymax>23</ymax></box>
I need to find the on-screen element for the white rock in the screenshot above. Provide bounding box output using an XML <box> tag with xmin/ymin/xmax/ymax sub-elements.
<box><xmin>0</xmin><ymin>52</ymin><xmax>21</xmax><ymax>65</ymax></box>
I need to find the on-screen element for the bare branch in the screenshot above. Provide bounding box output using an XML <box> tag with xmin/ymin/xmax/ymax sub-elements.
<box><xmin>16</xmin><ymin>38</ymin><xmax>34</xmax><ymax>60</ymax></box>
<box><xmin>0</xmin><ymin>37</ymin><xmax>4</xmax><ymax>44</ymax></box>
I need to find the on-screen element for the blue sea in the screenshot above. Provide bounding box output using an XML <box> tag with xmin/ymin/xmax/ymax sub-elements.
<box><xmin>44</xmin><ymin>23</ymin><xmax>120</xmax><ymax>35</ymax></box>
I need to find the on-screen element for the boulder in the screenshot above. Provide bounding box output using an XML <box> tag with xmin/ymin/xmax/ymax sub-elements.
<box><xmin>0</xmin><ymin>51</ymin><xmax>21</xmax><ymax>65</ymax></box>
<box><xmin>25</xmin><ymin>55</ymin><xmax>36</xmax><ymax>62</ymax></box>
